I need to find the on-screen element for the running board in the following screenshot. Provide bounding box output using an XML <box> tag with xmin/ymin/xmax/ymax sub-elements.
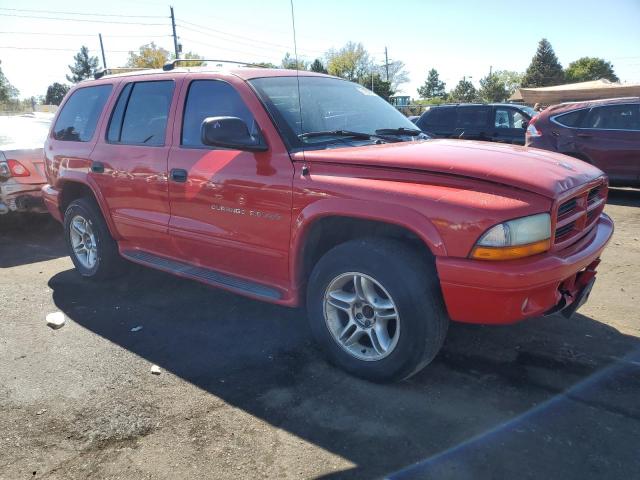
<box><xmin>121</xmin><ymin>250</ymin><xmax>282</xmax><ymax>300</ymax></box>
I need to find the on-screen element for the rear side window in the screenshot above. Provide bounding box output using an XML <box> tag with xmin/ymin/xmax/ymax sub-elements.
<box><xmin>456</xmin><ymin>107</ymin><xmax>491</xmax><ymax>128</ymax></box>
<box><xmin>583</xmin><ymin>104</ymin><xmax>640</xmax><ymax>131</ymax></box>
<box><xmin>107</xmin><ymin>81</ymin><xmax>174</xmax><ymax>145</ymax></box>
<box><xmin>181</xmin><ymin>80</ymin><xmax>257</xmax><ymax>147</ymax></box>
<box><xmin>553</xmin><ymin>109</ymin><xmax>586</xmax><ymax>128</ymax></box>
<box><xmin>419</xmin><ymin>107</ymin><xmax>455</xmax><ymax>129</ymax></box>
<box><xmin>53</xmin><ymin>85</ymin><xmax>112</xmax><ymax>141</ymax></box>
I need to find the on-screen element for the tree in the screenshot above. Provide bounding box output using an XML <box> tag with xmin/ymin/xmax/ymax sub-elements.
<box><xmin>449</xmin><ymin>78</ymin><xmax>478</xmax><ymax>102</ymax></box>
<box><xmin>417</xmin><ymin>68</ymin><xmax>446</xmax><ymax>99</ymax></box>
<box><xmin>521</xmin><ymin>38</ymin><xmax>564</xmax><ymax>87</ymax></box>
<box><xmin>180</xmin><ymin>51</ymin><xmax>206</xmax><ymax>67</ymax></box>
<box><xmin>252</xmin><ymin>61</ymin><xmax>278</xmax><ymax>68</ymax></box>
<box><xmin>66</xmin><ymin>46</ymin><xmax>99</xmax><ymax>83</ymax></box>
<box><xmin>326</xmin><ymin>42</ymin><xmax>370</xmax><ymax>81</ymax></box>
<box><xmin>309</xmin><ymin>58</ymin><xmax>327</xmax><ymax>73</ymax></box>
<box><xmin>281</xmin><ymin>52</ymin><xmax>307</xmax><ymax>70</ymax></box>
<box><xmin>493</xmin><ymin>70</ymin><xmax>523</xmax><ymax>96</ymax></box>
<box><xmin>45</xmin><ymin>83</ymin><xmax>70</xmax><ymax>105</ymax></box>
<box><xmin>126</xmin><ymin>42</ymin><xmax>171</xmax><ymax>69</ymax></box>
<box><xmin>478</xmin><ymin>73</ymin><xmax>509</xmax><ymax>102</ymax></box>
<box><xmin>357</xmin><ymin>73</ymin><xmax>394</xmax><ymax>101</ymax></box>
<box><xmin>382</xmin><ymin>60</ymin><xmax>409</xmax><ymax>91</ymax></box>
<box><xmin>0</xmin><ymin>61</ymin><xmax>20</xmax><ymax>102</ymax></box>
<box><xmin>565</xmin><ymin>57</ymin><xmax>618</xmax><ymax>83</ymax></box>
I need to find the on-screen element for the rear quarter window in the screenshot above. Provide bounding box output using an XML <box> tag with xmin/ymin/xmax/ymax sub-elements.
<box><xmin>455</xmin><ymin>107</ymin><xmax>491</xmax><ymax>128</ymax></box>
<box><xmin>553</xmin><ymin>109</ymin><xmax>586</xmax><ymax>128</ymax></box>
<box><xmin>53</xmin><ymin>85</ymin><xmax>112</xmax><ymax>141</ymax></box>
<box><xmin>419</xmin><ymin>107</ymin><xmax>455</xmax><ymax>129</ymax></box>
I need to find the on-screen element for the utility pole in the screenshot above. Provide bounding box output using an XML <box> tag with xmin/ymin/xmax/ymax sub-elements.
<box><xmin>489</xmin><ymin>65</ymin><xmax>492</xmax><ymax>77</ymax></box>
<box><xmin>98</xmin><ymin>33</ymin><xmax>107</xmax><ymax>69</ymax></box>
<box><xmin>384</xmin><ymin>46</ymin><xmax>389</xmax><ymax>82</ymax></box>
<box><xmin>170</xmin><ymin>6</ymin><xmax>179</xmax><ymax>59</ymax></box>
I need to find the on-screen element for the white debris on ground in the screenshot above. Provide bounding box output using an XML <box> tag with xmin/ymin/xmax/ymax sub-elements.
<box><xmin>46</xmin><ymin>312</ymin><xmax>66</xmax><ymax>329</ymax></box>
<box><xmin>150</xmin><ymin>365</ymin><xmax>162</xmax><ymax>375</ymax></box>
<box><xmin>130</xmin><ymin>326</ymin><xmax>143</xmax><ymax>332</ymax></box>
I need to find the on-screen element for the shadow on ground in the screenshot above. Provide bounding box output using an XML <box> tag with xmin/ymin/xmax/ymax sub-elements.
<box><xmin>0</xmin><ymin>213</ymin><xmax>65</xmax><ymax>268</ymax></box>
<box><xmin>48</xmin><ymin>263</ymin><xmax>640</xmax><ymax>479</ymax></box>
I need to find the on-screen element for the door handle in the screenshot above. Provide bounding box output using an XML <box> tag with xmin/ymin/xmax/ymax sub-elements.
<box><xmin>576</xmin><ymin>133</ymin><xmax>593</xmax><ymax>138</ymax></box>
<box><xmin>91</xmin><ymin>161</ymin><xmax>105</xmax><ymax>173</ymax></box>
<box><xmin>170</xmin><ymin>168</ymin><xmax>188</xmax><ymax>183</ymax></box>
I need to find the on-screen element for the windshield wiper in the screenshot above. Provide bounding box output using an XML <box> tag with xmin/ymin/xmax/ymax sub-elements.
<box><xmin>298</xmin><ymin>130</ymin><xmax>387</xmax><ymax>142</ymax></box>
<box><xmin>375</xmin><ymin>127</ymin><xmax>423</xmax><ymax>136</ymax></box>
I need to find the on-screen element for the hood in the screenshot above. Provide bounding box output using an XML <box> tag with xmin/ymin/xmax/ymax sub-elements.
<box><xmin>294</xmin><ymin>139</ymin><xmax>605</xmax><ymax>198</ymax></box>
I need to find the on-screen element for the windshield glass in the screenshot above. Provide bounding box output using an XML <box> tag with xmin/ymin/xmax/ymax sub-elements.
<box><xmin>519</xmin><ymin>105</ymin><xmax>536</xmax><ymax>117</ymax></box>
<box><xmin>250</xmin><ymin>76</ymin><xmax>421</xmax><ymax>150</ymax></box>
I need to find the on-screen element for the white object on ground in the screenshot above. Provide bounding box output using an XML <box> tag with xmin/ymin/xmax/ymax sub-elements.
<box><xmin>130</xmin><ymin>326</ymin><xmax>143</xmax><ymax>332</ymax></box>
<box><xmin>46</xmin><ymin>312</ymin><xmax>66</xmax><ymax>329</ymax></box>
<box><xmin>150</xmin><ymin>365</ymin><xmax>162</xmax><ymax>375</ymax></box>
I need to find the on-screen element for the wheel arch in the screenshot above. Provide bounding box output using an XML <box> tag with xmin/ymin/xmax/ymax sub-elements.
<box><xmin>290</xmin><ymin>199</ymin><xmax>446</xmax><ymax>301</ymax></box>
<box><xmin>58</xmin><ymin>179</ymin><xmax>120</xmax><ymax>239</ymax></box>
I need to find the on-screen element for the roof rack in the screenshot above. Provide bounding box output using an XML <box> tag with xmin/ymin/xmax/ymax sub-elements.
<box><xmin>94</xmin><ymin>67</ymin><xmax>149</xmax><ymax>80</ymax></box>
<box><xmin>162</xmin><ymin>58</ymin><xmax>266</xmax><ymax>71</ymax></box>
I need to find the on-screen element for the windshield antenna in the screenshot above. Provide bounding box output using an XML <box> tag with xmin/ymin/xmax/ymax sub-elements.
<box><xmin>290</xmin><ymin>0</ymin><xmax>305</xmax><ymax>159</ymax></box>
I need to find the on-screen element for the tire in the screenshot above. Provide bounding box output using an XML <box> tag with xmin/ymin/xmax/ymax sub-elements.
<box><xmin>306</xmin><ymin>238</ymin><xmax>449</xmax><ymax>382</ymax></box>
<box><xmin>63</xmin><ymin>197</ymin><xmax>124</xmax><ymax>280</ymax></box>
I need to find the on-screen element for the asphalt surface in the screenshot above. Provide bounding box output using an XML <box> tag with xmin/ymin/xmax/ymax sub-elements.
<box><xmin>1</xmin><ymin>189</ymin><xmax>639</xmax><ymax>479</ymax></box>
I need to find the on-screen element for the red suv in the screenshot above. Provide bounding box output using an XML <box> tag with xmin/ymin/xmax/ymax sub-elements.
<box><xmin>43</xmin><ymin>62</ymin><xmax>613</xmax><ymax>382</ymax></box>
<box><xmin>526</xmin><ymin>97</ymin><xmax>640</xmax><ymax>186</ymax></box>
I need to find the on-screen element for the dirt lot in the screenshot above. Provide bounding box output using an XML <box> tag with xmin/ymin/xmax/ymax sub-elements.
<box><xmin>1</xmin><ymin>189</ymin><xmax>639</xmax><ymax>480</ymax></box>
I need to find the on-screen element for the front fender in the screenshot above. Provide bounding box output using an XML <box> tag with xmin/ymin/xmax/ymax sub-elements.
<box><xmin>289</xmin><ymin>197</ymin><xmax>446</xmax><ymax>289</ymax></box>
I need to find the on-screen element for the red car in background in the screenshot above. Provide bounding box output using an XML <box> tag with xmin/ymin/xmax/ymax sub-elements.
<box><xmin>0</xmin><ymin>113</ymin><xmax>51</xmax><ymax>215</ymax></box>
<box><xmin>526</xmin><ymin>97</ymin><xmax>640</xmax><ymax>187</ymax></box>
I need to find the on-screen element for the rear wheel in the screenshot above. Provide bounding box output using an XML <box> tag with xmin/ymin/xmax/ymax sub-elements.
<box><xmin>64</xmin><ymin>197</ymin><xmax>124</xmax><ymax>280</ymax></box>
<box><xmin>306</xmin><ymin>238</ymin><xmax>449</xmax><ymax>382</ymax></box>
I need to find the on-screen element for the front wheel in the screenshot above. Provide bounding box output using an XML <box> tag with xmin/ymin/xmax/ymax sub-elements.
<box><xmin>306</xmin><ymin>238</ymin><xmax>449</xmax><ymax>382</ymax></box>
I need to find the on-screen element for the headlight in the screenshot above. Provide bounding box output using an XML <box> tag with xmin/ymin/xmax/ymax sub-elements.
<box><xmin>471</xmin><ymin>213</ymin><xmax>551</xmax><ymax>260</ymax></box>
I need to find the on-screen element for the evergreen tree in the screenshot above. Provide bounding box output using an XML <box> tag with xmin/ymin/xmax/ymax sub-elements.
<box><xmin>281</xmin><ymin>52</ymin><xmax>307</xmax><ymax>70</ymax></box>
<box><xmin>357</xmin><ymin>73</ymin><xmax>394</xmax><ymax>101</ymax></box>
<box><xmin>449</xmin><ymin>78</ymin><xmax>477</xmax><ymax>102</ymax></box>
<box><xmin>45</xmin><ymin>83</ymin><xmax>70</xmax><ymax>105</ymax></box>
<box><xmin>521</xmin><ymin>38</ymin><xmax>564</xmax><ymax>87</ymax></box>
<box><xmin>417</xmin><ymin>69</ymin><xmax>446</xmax><ymax>99</ymax></box>
<box><xmin>309</xmin><ymin>58</ymin><xmax>328</xmax><ymax>73</ymax></box>
<box><xmin>478</xmin><ymin>74</ymin><xmax>509</xmax><ymax>102</ymax></box>
<box><xmin>66</xmin><ymin>46</ymin><xmax>99</xmax><ymax>83</ymax></box>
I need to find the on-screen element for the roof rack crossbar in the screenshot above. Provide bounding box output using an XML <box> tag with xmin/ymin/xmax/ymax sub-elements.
<box><xmin>94</xmin><ymin>67</ymin><xmax>149</xmax><ymax>80</ymax></box>
<box><xmin>162</xmin><ymin>59</ymin><xmax>266</xmax><ymax>71</ymax></box>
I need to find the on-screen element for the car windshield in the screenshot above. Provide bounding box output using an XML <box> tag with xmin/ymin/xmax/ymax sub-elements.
<box><xmin>0</xmin><ymin>113</ymin><xmax>52</xmax><ymax>150</ymax></box>
<box><xmin>250</xmin><ymin>76</ymin><xmax>423</xmax><ymax>150</ymax></box>
<box><xmin>519</xmin><ymin>105</ymin><xmax>536</xmax><ymax>117</ymax></box>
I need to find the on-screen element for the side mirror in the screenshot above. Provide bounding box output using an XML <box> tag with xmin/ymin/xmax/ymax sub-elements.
<box><xmin>201</xmin><ymin>116</ymin><xmax>267</xmax><ymax>152</ymax></box>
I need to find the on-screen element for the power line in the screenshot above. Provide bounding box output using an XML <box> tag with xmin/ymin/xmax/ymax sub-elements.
<box><xmin>0</xmin><ymin>31</ymin><xmax>170</xmax><ymax>38</ymax></box>
<box><xmin>0</xmin><ymin>7</ymin><xmax>167</xmax><ymax>18</ymax></box>
<box><xmin>0</xmin><ymin>45</ymin><xmax>132</xmax><ymax>53</ymax></box>
<box><xmin>0</xmin><ymin>13</ymin><xmax>166</xmax><ymax>25</ymax></box>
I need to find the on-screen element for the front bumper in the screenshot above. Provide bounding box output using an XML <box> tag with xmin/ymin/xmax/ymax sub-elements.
<box><xmin>436</xmin><ymin>213</ymin><xmax>614</xmax><ymax>324</ymax></box>
<box><xmin>0</xmin><ymin>180</ymin><xmax>46</xmax><ymax>214</ymax></box>
<box><xmin>42</xmin><ymin>184</ymin><xmax>63</xmax><ymax>222</ymax></box>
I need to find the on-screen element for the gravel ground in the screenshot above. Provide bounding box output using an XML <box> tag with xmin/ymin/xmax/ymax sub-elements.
<box><xmin>1</xmin><ymin>188</ymin><xmax>639</xmax><ymax>480</ymax></box>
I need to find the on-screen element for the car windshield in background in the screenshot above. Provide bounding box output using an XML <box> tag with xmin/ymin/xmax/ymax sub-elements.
<box><xmin>0</xmin><ymin>114</ymin><xmax>52</xmax><ymax>149</ymax></box>
<box><xmin>250</xmin><ymin>76</ymin><xmax>422</xmax><ymax>149</ymax></box>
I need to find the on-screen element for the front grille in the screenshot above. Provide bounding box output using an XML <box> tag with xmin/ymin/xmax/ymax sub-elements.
<box><xmin>558</xmin><ymin>198</ymin><xmax>577</xmax><ymax>217</ymax></box>
<box><xmin>588</xmin><ymin>185</ymin><xmax>602</xmax><ymax>205</ymax></box>
<box><xmin>555</xmin><ymin>222</ymin><xmax>575</xmax><ymax>240</ymax></box>
<box><xmin>554</xmin><ymin>180</ymin><xmax>607</xmax><ymax>246</ymax></box>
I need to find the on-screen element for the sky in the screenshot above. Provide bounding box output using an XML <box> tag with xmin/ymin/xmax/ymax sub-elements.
<box><xmin>1</xmin><ymin>0</ymin><xmax>639</xmax><ymax>99</ymax></box>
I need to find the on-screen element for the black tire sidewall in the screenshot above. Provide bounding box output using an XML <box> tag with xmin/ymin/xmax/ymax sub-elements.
<box><xmin>64</xmin><ymin>199</ymin><xmax>110</xmax><ymax>278</ymax></box>
<box><xmin>307</xmin><ymin>239</ymin><xmax>446</xmax><ymax>382</ymax></box>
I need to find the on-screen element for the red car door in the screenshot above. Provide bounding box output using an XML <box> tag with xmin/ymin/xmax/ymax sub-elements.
<box><xmin>579</xmin><ymin>104</ymin><xmax>640</xmax><ymax>184</ymax></box>
<box><xmin>166</xmin><ymin>74</ymin><xmax>294</xmax><ymax>295</ymax></box>
<box><xmin>90</xmin><ymin>76</ymin><xmax>183</xmax><ymax>255</ymax></box>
